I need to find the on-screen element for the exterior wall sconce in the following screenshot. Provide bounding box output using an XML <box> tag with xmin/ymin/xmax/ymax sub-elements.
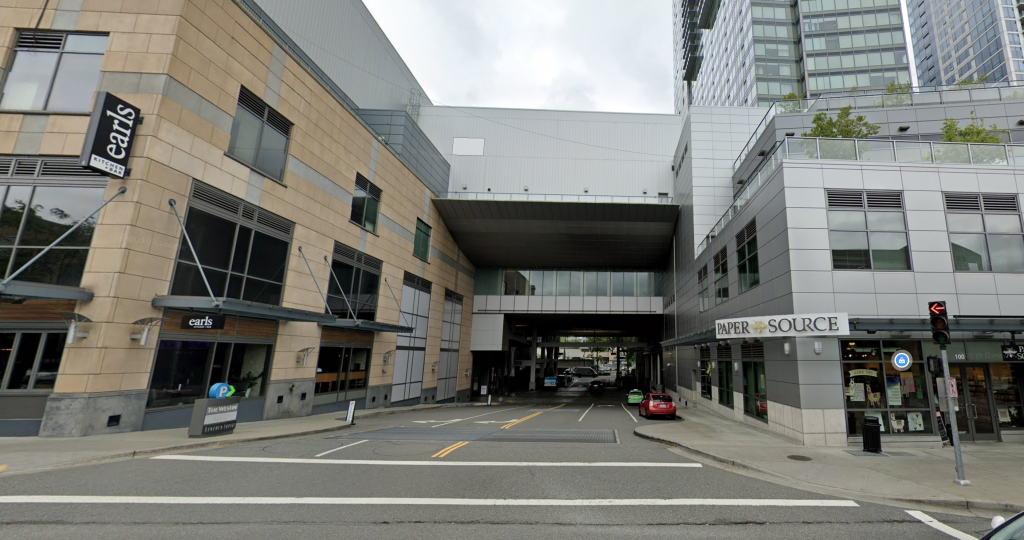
<box><xmin>1017</xmin><ymin>119</ymin><xmax>1024</xmax><ymax>126</ymax></box>
<box><xmin>523</xmin><ymin>185</ymin><xmax>529</xmax><ymax>191</ymax></box>
<box><xmin>463</xmin><ymin>369</ymin><xmax>471</xmax><ymax>377</ymax></box>
<box><xmin>57</xmin><ymin>312</ymin><xmax>91</xmax><ymax>345</ymax></box>
<box><xmin>814</xmin><ymin>342</ymin><xmax>822</xmax><ymax>355</ymax></box>
<box><xmin>129</xmin><ymin>317</ymin><xmax>163</xmax><ymax>346</ymax></box>
<box><xmin>431</xmin><ymin>361</ymin><xmax>438</xmax><ymax>372</ymax></box>
<box><xmin>897</xmin><ymin>125</ymin><xmax>910</xmax><ymax>132</ymax></box>
<box><xmin>783</xmin><ymin>342</ymin><xmax>791</xmax><ymax>356</ymax></box>
<box><xmin>296</xmin><ymin>347</ymin><xmax>315</xmax><ymax>366</ymax></box>
<box><xmin>382</xmin><ymin>350</ymin><xmax>395</xmax><ymax>374</ymax></box>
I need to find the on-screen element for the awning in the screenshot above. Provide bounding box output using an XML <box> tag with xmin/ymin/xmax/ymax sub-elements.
<box><xmin>151</xmin><ymin>296</ymin><xmax>337</xmax><ymax>324</ymax></box>
<box><xmin>850</xmin><ymin>317</ymin><xmax>1024</xmax><ymax>333</ymax></box>
<box><xmin>0</xmin><ymin>281</ymin><xmax>94</xmax><ymax>302</ymax></box>
<box><xmin>660</xmin><ymin>328</ymin><xmax>717</xmax><ymax>347</ymax></box>
<box><xmin>324</xmin><ymin>319</ymin><xmax>413</xmax><ymax>334</ymax></box>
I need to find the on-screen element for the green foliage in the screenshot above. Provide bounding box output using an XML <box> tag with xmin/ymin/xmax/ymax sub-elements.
<box><xmin>955</xmin><ymin>74</ymin><xmax>989</xmax><ymax>88</ymax></box>
<box><xmin>941</xmin><ymin>111</ymin><xmax>1006</xmax><ymax>144</ymax></box>
<box><xmin>884</xmin><ymin>81</ymin><xmax>911</xmax><ymax>94</ymax></box>
<box><xmin>777</xmin><ymin>92</ymin><xmax>802</xmax><ymax>113</ymax></box>
<box><xmin>802</xmin><ymin>105</ymin><xmax>880</xmax><ymax>139</ymax></box>
<box><xmin>881</xmin><ymin>81</ymin><xmax>911</xmax><ymax>106</ymax></box>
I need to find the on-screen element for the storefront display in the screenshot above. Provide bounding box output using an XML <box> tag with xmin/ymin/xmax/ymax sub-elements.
<box><xmin>842</xmin><ymin>340</ymin><xmax>933</xmax><ymax>435</ymax></box>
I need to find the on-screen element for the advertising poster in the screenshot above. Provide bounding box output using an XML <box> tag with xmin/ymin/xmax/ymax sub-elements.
<box><xmin>908</xmin><ymin>412</ymin><xmax>925</xmax><ymax>432</ymax></box>
<box><xmin>886</xmin><ymin>377</ymin><xmax>902</xmax><ymax>406</ymax></box>
<box><xmin>850</xmin><ymin>382</ymin><xmax>865</xmax><ymax>402</ymax></box>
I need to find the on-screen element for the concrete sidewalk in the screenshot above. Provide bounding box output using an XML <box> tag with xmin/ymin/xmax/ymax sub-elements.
<box><xmin>0</xmin><ymin>403</ymin><xmax>485</xmax><ymax>476</ymax></box>
<box><xmin>636</xmin><ymin>407</ymin><xmax>1024</xmax><ymax>514</ymax></box>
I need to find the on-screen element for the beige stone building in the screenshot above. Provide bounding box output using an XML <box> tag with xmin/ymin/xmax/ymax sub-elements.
<box><xmin>0</xmin><ymin>0</ymin><xmax>474</xmax><ymax>436</ymax></box>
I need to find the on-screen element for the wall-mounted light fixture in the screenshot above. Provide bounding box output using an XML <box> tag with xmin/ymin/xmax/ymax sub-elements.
<box><xmin>1017</xmin><ymin>119</ymin><xmax>1024</xmax><ymax>126</ymax></box>
<box><xmin>382</xmin><ymin>350</ymin><xmax>395</xmax><ymax>374</ymax></box>
<box><xmin>584</xmin><ymin>186</ymin><xmax>589</xmax><ymax>193</ymax></box>
<box><xmin>757</xmin><ymin>150</ymin><xmax>767</xmax><ymax>156</ymax></box>
<box><xmin>57</xmin><ymin>312</ymin><xmax>91</xmax><ymax>345</ymax></box>
<box><xmin>463</xmin><ymin>369</ymin><xmax>471</xmax><ymax>377</ymax></box>
<box><xmin>431</xmin><ymin>361</ymin><xmax>438</xmax><ymax>372</ymax></box>
<box><xmin>783</xmin><ymin>342</ymin><xmax>791</xmax><ymax>356</ymax></box>
<box><xmin>296</xmin><ymin>347</ymin><xmax>315</xmax><ymax>366</ymax></box>
<box><xmin>523</xmin><ymin>185</ymin><xmax>529</xmax><ymax>192</ymax></box>
<box><xmin>814</xmin><ymin>342</ymin><xmax>822</xmax><ymax>355</ymax></box>
<box><xmin>129</xmin><ymin>317</ymin><xmax>163</xmax><ymax>346</ymax></box>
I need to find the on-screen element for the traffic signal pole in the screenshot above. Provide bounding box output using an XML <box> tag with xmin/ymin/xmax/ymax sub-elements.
<box><xmin>940</xmin><ymin>345</ymin><xmax>970</xmax><ymax>486</ymax></box>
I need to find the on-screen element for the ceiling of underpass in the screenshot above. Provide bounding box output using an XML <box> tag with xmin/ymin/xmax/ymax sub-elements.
<box><xmin>502</xmin><ymin>313</ymin><xmax>663</xmax><ymax>343</ymax></box>
<box><xmin>433</xmin><ymin>199</ymin><xmax>678</xmax><ymax>269</ymax></box>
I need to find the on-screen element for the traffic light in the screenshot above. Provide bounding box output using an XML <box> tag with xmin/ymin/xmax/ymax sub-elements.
<box><xmin>929</xmin><ymin>301</ymin><xmax>950</xmax><ymax>345</ymax></box>
<box><xmin>926</xmin><ymin>355</ymin><xmax>942</xmax><ymax>374</ymax></box>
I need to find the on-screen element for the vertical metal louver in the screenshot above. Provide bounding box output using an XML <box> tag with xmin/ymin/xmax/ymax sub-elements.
<box><xmin>826</xmin><ymin>190</ymin><xmax>865</xmax><ymax>208</ymax></box>
<box><xmin>237</xmin><ymin>86</ymin><xmax>292</xmax><ymax>137</ymax></box>
<box><xmin>982</xmin><ymin>194</ymin><xmax>1020</xmax><ymax>213</ymax></box>
<box><xmin>943</xmin><ymin>193</ymin><xmax>982</xmax><ymax>211</ymax></box>
<box><xmin>355</xmin><ymin>173</ymin><xmax>382</xmax><ymax>200</ymax></box>
<box><xmin>741</xmin><ymin>342</ymin><xmax>765</xmax><ymax>358</ymax></box>
<box><xmin>865</xmin><ymin>191</ymin><xmax>903</xmax><ymax>209</ymax></box>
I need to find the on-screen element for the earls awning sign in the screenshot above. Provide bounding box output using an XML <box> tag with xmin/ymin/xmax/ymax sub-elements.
<box><xmin>80</xmin><ymin>92</ymin><xmax>141</xmax><ymax>179</ymax></box>
<box><xmin>181</xmin><ymin>314</ymin><xmax>226</xmax><ymax>330</ymax></box>
<box><xmin>715</xmin><ymin>313</ymin><xmax>850</xmax><ymax>339</ymax></box>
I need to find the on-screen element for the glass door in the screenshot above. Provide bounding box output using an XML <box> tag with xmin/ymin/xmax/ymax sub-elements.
<box><xmin>951</xmin><ymin>365</ymin><xmax>998</xmax><ymax>442</ymax></box>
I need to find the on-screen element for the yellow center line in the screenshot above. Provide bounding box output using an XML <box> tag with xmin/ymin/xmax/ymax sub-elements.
<box><xmin>500</xmin><ymin>411</ymin><xmax>543</xmax><ymax>429</ymax></box>
<box><xmin>548</xmin><ymin>404</ymin><xmax>565</xmax><ymax>410</ymax></box>
<box><xmin>0</xmin><ymin>465</ymin><xmax>6</xmax><ymax>473</ymax></box>
<box><xmin>432</xmin><ymin>441</ymin><xmax>469</xmax><ymax>458</ymax></box>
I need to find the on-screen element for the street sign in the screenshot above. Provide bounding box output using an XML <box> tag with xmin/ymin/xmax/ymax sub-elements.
<box><xmin>890</xmin><ymin>350</ymin><xmax>913</xmax><ymax>372</ymax></box>
<box><xmin>208</xmin><ymin>383</ymin><xmax>234</xmax><ymax>399</ymax></box>
<box><xmin>947</xmin><ymin>378</ymin><xmax>958</xmax><ymax>398</ymax></box>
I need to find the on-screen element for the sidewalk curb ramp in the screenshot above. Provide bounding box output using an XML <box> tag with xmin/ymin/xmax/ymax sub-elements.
<box><xmin>4</xmin><ymin>402</ymin><xmax>486</xmax><ymax>476</ymax></box>
<box><xmin>633</xmin><ymin>427</ymin><xmax>1024</xmax><ymax>515</ymax></box>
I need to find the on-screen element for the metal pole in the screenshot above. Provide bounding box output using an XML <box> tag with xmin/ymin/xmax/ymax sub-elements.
<box><xmin>0</xmin><ymin>187</ymin><xmax>127</xmax><ymax>289</ymax></box>
<box><xmin>382</xmin><ymin>277</ymin><xmax>411</xmax><ymax>329</ymax></box>
<box><xmin>941</xmin><ymin>345</ymin><xmax>971</xmax><ymax>486</ymax></box>
<box><xmin>167</xmin><ymin>199</ymin><xmax>221</xmax><ymax>307</ymax></box>
<box><xmin>324</xmin><ymin>256</ymin><xmax>357</xmax><ymax>321</ymax></box>
<box><xmin>297</xmin><ymin>247</ymin><xmax>331</xmax><ymax>315</ymax></box>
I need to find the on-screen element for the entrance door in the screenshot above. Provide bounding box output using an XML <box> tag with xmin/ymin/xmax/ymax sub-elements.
<box><xmin>950</xmin><ymin>365</ymin><xmax>998</xmax><ymax>442</ymax></box>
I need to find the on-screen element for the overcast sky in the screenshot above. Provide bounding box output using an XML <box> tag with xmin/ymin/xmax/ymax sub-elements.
<box><xmin>361</xmin><ymin>0</ymin><xmax>673</xmax><ymax>114</ymax></box>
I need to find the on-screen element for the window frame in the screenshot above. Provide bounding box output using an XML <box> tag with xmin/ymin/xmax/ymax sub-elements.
<box><xmin>697</xmin><ymin>265</ymin><xmax>710</xmax><ymax>313</ymax></box>
<box><xmin>225</xmin><ymin>87</ymin><xmax>292</xmax><ymax>183</ymax></box>
<box><xmin>713</xmin><ymin>248</ymin><xmax>729</xmax><ymax>305</ymax></box>
<box><xmin>945</xmin><ymin>193</ymin><xmax>1024</xmax><ymax>273</ymax></box>
<box><xmin>0</xmin><ymin>31</ymin><xmax>108</xmax><ymax>113</ymax></box>
<box><xmin>349</xmin><ymin>173</ymin><xmax>382</xmax><ymax>234</ymax></box>
<box><xmin>327</xmin><ymin>243</ymin><xmax>382</xmax><ymax>321</ymax></box>
<box><xmin>413</xmin><ymin>218</ymin><xmax>431</xmax><ymax>262</ymax></box>
<box><xmin>827</xmin><ymin>190</ymin><xmax>911</xmax><ymax>271</ymax></box>
<box><xmin>0</xmin><ymin>331</ymin><xmax>67</xmax><ymax>392</ymax></box>
<box><xmin>736</xmin><ymin>219</ymin><xmax>760</xmax><ymax>293</ymax></box>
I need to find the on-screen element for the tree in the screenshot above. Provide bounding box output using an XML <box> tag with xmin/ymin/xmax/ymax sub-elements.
<box><xmin>777</xmin><ymin>92</ymin><xmax>802</xmax><ymax>113</ymax></box>
<box><xmin>881</xmin><ymin>81</ymin><xmax>911</xmax><ymax>106</ymax></box>
<box><xmin>941</xmin><ymin>112</ymin><xmax>1005</xmax><ymax>144</ymax></box>
<box><xmin>803</xmin><ymin>105</ymin><xmax>880</xmax><ymax>138</ymax></box>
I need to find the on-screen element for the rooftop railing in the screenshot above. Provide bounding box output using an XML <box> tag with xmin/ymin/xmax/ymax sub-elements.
<box><xmin>698</xmin><ymin>136</ymin><xmax>1024</xmax><ymax>255</ymax></box>
<box><xmin>443</xmin><ymin>192</ymin><xmax>673</xmax><ymax>204</ymax></box>
<box><xmin>733</xmin><ymin>81</ymin><xmax>1024</xmax><ymax>173</ymax></box>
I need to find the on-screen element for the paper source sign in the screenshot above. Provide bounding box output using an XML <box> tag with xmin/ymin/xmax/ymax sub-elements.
<box><xmin>80</xmin><ymin>92</ymin><xmax>141</xmax><ymax>178</ymax></box>
<box><xmin>716</xmin><ymin>313</ymin><xmax>850</xmax><ymax>339</ymax></box>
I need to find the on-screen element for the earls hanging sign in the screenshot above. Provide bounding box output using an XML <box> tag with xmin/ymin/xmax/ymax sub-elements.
<box><xmin>80</xmin><ymin>92</ymin><xmax>142</xmax><ymax>178</ymax></box>
<box><xmin>715</xmin><ymin>312</ymin><xmax>850</xmax><ymax>339</ymax></box>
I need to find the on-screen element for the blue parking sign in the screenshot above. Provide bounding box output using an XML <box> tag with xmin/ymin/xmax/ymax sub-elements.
<box><xmin>891</xmin><ymin>350</ymin><xmax>912</xmax><ymax>372</ymax></box>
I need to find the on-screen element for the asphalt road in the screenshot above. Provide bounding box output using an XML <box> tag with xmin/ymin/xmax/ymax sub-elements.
<box><xmin>0</xmin><ymin>388</ymin><xmax>999</xmax><ymax>539</ymax></box>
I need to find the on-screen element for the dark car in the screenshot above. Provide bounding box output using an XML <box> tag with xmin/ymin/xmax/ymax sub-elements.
<box><xmin>982</xmin><ymin>511</ymin><xmax>1024</xmax><ymax>539</ymax></box>
<box><xmin>640</xmin><ymin>393</ymin><xmax>677</xmax><ymax>419</ymax></box>
<box><xmin>573</xmin><ymin>367</ymin><xmax>599</xmax><ymax>378</ymax></box>
<box><xmin>587</xmin><ymin>380</ymin><xmax>605</xmax><ymax>395</ymax></box>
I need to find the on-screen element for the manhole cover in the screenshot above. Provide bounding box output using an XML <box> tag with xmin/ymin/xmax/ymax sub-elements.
<box><xmin>787</xmin><ymin>455</ymin><xmax>813</xmax><ymax>461</ymax></box>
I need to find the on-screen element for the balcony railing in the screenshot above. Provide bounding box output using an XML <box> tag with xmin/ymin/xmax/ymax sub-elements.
<box><xmin>733</xmin><ymin>81</ymin><xmax>1024</xmax><ymax>173</ymax></box>
<box><xmin>698</xmin><ymin>137</ymin><xmax>1024</xmax><ymax>255</ymax></box>
<box><xmin>443</xmin><ymin>192</ymin><xmax>673</xmax><ymax>204</ymax></box>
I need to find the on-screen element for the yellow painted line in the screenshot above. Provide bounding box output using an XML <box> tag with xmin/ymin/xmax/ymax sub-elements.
<box><xmin>432</xmin><ymin>442</ymin><xmax>469</xmax><ymax>458</ymax></box>
<box><xmin>0</xmin><ymin>465</ymin><xmax>6</xmax><ymax>473</ymax></box>
<box><xmin>548</xmin><ymin>404</ymin><xmax>565</xmax><ymax>410</ymax></box>
<box><xmin>500</xmin><ymin>411</ymin><xmax>543</xmax><ymax>429</ymax></box>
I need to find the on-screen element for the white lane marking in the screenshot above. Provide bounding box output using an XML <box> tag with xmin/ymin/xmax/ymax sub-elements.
<box><xmin>430</xmin><ymin>406</ymin><xmax>526</xmax><ymax>428</ymax></box>
<box><xmin>578</xmin><ymin>403</ymin><xmax>595</xmax><ymax>422</ymax></box>
<box><xmin>153</xmin><ymin>455</ymin><xmax>703</xmax><ymax>467</ymax></box>
<box><xmin>0</xmin><ymin>496</ymin><xmax>858</xmax><ymax>507</ymax></box>
<box><xmin>621</xmin><ymin>403</ymin><xmax>638</xmax><ymax>423</ymax></box>
<box><xmin>474</xmin><ymin>420</ymin><xmax>515</xmax><ymax>424</ymax></box>
<box><xmin>905</xmin><ymin>511</ymin><xmax>978</xmax><ymax>540</ymax></box>
<box><xmin>412</xmin><ymin>420</ymin><xmax>463</xmax><ymax>424</ymax></box>
<box><xmin>314</xmin><ymin>440</ymin><xmax>367</xmax><ymax>458</ymax></box>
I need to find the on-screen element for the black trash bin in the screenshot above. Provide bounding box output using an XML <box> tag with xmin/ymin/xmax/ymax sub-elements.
<box><xmin>862</xmin><ymin>416</ymin><xmax>882</xmax><ymax>453</ymax></box>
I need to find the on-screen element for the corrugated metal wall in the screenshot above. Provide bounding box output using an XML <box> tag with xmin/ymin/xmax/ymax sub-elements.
<box><xmin>416</xmin><ymin>106</ymin><xmax>682</xmax><ymax>197</ymax></box>
<box><xmin>252</xmin><ymin>0</ymin><xmax>430</xmax><ymax>111</ymax></box>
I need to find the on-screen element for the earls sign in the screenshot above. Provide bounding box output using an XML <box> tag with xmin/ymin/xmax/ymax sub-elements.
<box><xmin>80</xmin><ymin>92</ymin><xmax>142</xmax><ymax>178</ymax></box>
<box><xmin>715</xmin><ymin>313</ymin><xmax>850</xmax><ymax>339</ymax></box>
<box><xmin>180</xmin><ymin>315</ymin><xmax>226</xmax><ymax>330</ymax></box>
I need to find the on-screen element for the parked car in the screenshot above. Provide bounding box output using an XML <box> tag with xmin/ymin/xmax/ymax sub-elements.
<box><xmin>982</xmin><ymin>510</ymin><xmax>1024</xmax><ymax>539</ymax></box>
<box><xmin>627</xmin><ymin>389</ymin><xmax>644</xmax><ymax>404</ymax></box>
<box><xmin>573</xmin><ymin>367</ymin><xmax>599</xmax><ymax>378</ymax></box>
<box><xmin>640</xmin><ymin>393</ymin><xmax>676</xmax><ymax>419</ymax></box>
<box><xmin>587</xmin><ymin>380</ymin><xmax>605</xmax><ymax>395</ymax></box>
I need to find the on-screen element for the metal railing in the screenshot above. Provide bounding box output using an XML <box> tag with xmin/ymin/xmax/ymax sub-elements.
<box><xmin>698</xmin><ymin>136</ymin><xmax>1024</xmax><ymax>255</ymax></box>
<box><xmin>733</xmin><ymin>81</ymin><xmax>1024</xmax><ymax>173</ymax></box>
<box><xmin>443</xmin><ymin>192</ymin><xmax>673</xmax><ymax>204</ymax></box>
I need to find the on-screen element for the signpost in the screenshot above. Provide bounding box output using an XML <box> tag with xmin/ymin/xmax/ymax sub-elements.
<box><xmin>80</xmin><ymin>92</ymin><xmax>142</xmax><ymax>178</ymax></box>
<box><xmin>929</xmin><ymin>300</ymin><xmax>970</xmax><ymax>486</ymax></box>
<box><xmin>187</xmin><ymin>396</ymin><xmax>240</xmax><ymax>438</ymax></box>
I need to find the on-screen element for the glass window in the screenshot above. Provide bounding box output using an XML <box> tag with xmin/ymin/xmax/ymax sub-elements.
<box><xmin>869</xmin><ymin>232</ymin><xmax>910</xmax><ymax>270</ymax></box>
<box><xmin>714</xmin><ymin>249</ymin><xmax>729</xmax><ymax>305</ymax></box>
<box><xmin>227</xmin><ymin>88</ymin><xmax>292</xmax><ymax>181</ymax></box>
<box><xmin>842</xmin><ymin>340</ymin><xmax>932</xmax><ymax>435</ymax></box>
<box><xmin>148</xmin><ymin>341</ymin><xmax>271</xmax><ymax>408</ymax></box>
<box><xmin>569</xmin><ymin>271</ymin><xmax>583</xmax><ymax>296</ymax></box>
<box><xmin>595</xmin><ymin>272</ymin><xmax>609</xmax><ymax>296</ymax></box>
<box><xmin>637</xmin><ymin>272</ymin><xmax>649</xmax><ymax>296</ymax></box>
<box><xmin>0</xmin><ymin>32</ymin><xmax>107</xmax><ymax>112</ymax></box>
<box><xmin>698</xmin><ymin>266</ymin><xmax>710</xmax><ymax>313</ymax></box>
<box><xmin>327</xmin><ymin>258</ymin><xmax>380</xmax><ymax>321</ymax></box>
<box><xmin>742</xmin><ymin>361</ymin><xmax>767</xmax><ymax>421</ymax></box>
<box><xmin>950</xmin><ymin>234</ymin><xmax>990</xmax><ymax>271</ymax></box>
<box><xmin>349</xmin><ymin>175</ymin><xmax>380</xmax><ymax>234</ymax></box>
<box><xmin>542</xmin><ymin>271</ymin><xmax>556</xmax><ymax>295</ymax></box>
<box><xmin>611</xmin><ymin>272</ymin><xmax>625</xmax><ymax>296</ymax></box>
<box><xmin>830</xmin><ymin>231</ymin><xmax>871</xmax><ymax>269</ymax></box>
<box><xmin>0</xmin><ymin>185</ymin><xmax>104</xmax><ymax>286</ymax></box>
<box><xmin>621</xmin><ymin>272</ymin><xmax>636</xmax><ymax>297</ymax></box>
<box><xmin>718</xmin><ymin>360</ymin><xmax>734</xmax><ymax>407</ymax></box>
<box><xmin>829</xmin><ymin>206</ymin><xmax>909</xmax><ymax>270</ymax></box>
<box><xmin>737</xmin><ymin>234</ymin><xmax>759</xmax><ymax>293</ymax></box>
<box><xmin>584</xmin><ymin>271</ymin><xmax>597</xmax><ymax>295</ymax></box>
<box><xmin>413</xmin><ymin>219</ymin><xmax>431</xmax><ymax>261</ymax></box>
<box><xmin>556</xmin><ymin>271</ymin><xmax>570</xmax><ymax>295</ymax></box>
<box><xmin>991</xmin><ymin>363</ymin><xmax>1024</xmax><ymax>429</ymax></box>
<box><xmin>700</xmin><ymin>360</ymin><xmax>713</xmax><ymax>399</ymax></box>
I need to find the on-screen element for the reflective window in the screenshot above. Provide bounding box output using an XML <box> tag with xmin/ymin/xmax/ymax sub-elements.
<box><xmin>481</xmin><ymin>270</ymin><xmax>659</xmax><ymax>297</ymax></box>
<box><xmin>413</xmin><ymin>219</ymin><xmax>431</xmax><ymax>261</ymax></box>
<box><xmin>0</xmin><ymin>185</ymin><xmax>105</xmax><ymax>286</ymax></box>
<box><xmin>947</xmin><ymin>198</ymin><xmax>1024</xmax><ymax>272</ymax></box>
<box><xmin>714</xmin><ymin>248</ymin><xmax>729</xmax><ymax>305</ymax></box>
<box><xmin>349</xmin><ymin>174</ymin><xmax>380</xmax><ymax>234</ymax></box>
<box><xmin>148</xmin><ymin>341</ymin><xmax>271</xmax><ymax>408</ymax></box>
<box><xmin>842</xmin><ymin>340</ymin><xmax>933</xmax><ymax>435</ymax></box>
<box><xmin>737</xmin><ymin>222</ymin><xmax>759</xmax><ymax>293</ymax></box>
<box><xmin>0</xmin><ymin>32</ymin><xmax>107</xmax><ymax>112</ymax></box>
<box><xmin>327</xmin><ymin>256</ymin><xmax>380</xmax><ymax>321</ymax></box>
<box><xmin>227</xmin><ymin>87</ymin><xmax>292</xmax><ymax>182</ymax></box>
<box><xmin>0</xmin><ymin>331</ymin><xmax>67</xmax><ymax>391</ymax></box>
<box><xmin>697</xmin><ymin>265</ymin><xmax>710</xmax><ymax>313</ymax></box>
<box><xmin>828</xmin><ymin>207</ymin><xmax>909</xmax><ymax>270</ymax></box>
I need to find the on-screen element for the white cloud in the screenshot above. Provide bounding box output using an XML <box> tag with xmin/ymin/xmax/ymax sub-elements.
<box><xmin>362</xmin><ymin>0</ymin><xmax>673</xmax><ymax>114</ymax></box>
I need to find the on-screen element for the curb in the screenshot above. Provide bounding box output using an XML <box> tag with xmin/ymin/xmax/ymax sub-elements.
<box><xmin>633</xmin><ymin>427</ymin><xmax>1024</xmax><ymax>514</ymax></box>
<box><xmin>3</xmin><ymin>402</ymin><xmax>487</xmax><ymax>477</ymax></box>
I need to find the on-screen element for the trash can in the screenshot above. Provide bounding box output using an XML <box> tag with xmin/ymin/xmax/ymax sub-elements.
<box><xmin>862</xmin><ymin>416</ymin><xmax>882</xmax><ymax>453</ymax></box>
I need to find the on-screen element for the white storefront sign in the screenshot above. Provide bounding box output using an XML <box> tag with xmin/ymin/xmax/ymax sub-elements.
<box><xmin>715</xmin><ymin>313</ymin><xmax>850</xmax><ymax>339</ymax></box>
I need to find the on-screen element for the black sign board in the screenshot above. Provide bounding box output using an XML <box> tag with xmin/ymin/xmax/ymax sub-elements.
<box><xmin>180</xmin><ymin>314</ymin><xmax>226</xmax><ymax>330</ymax></box>
<box><xmin>80</xmin><ymin>92</ymin><xmax>141</xmax><ymax>178</ymax></box>
<box><xmin>188</xmin><ymin>397</ymin><xmax>240</xmax><ymax>438</ymax></box>
<box><xmin>1003</xmin><ymin>344</ymin><xmax>1024</xmax><ymax>361</ymax></box>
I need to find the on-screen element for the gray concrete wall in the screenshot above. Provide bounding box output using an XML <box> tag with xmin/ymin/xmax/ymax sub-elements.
<box><xmin>38</xmin><ymin>390</ymin><xmax>148</xmax><ymax>437</ymax></box>
<box><xmin>262</xmin><ymin>379</ymin><xmax>314</xmax><ymax>420</ymax></box>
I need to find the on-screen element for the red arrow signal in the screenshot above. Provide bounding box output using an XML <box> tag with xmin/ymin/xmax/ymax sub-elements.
<box><xmin>928</xmin><ymin>302</ymin><xmax>946</xmax><ymax>316</ymax></box>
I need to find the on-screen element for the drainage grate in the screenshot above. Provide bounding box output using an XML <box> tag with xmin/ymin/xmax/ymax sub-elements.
<box><xmin>330</xmin><ymin>427</ymin><xmax>616</xmax><ymax>444</ymax></box>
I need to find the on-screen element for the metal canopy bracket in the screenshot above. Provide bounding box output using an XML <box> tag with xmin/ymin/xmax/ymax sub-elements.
<box><xmin>167</xmin><ymin>199</ymin><xmax>221</xmax><ymax>308</ymax></box>
<box><xmin>0</xmin><ymin>187</ymin><xmax>127</xmax><ymax>296</ymax></box>
<box><xmin>129</xmin><ymin>316</ymin><xmax>164</xmax><ymax>346</ymax></box>
<box><xmin>324</xmin><ymin>255</ymin><xmax>357</xmax><ymax>321</ymax></box>
<box><xmin>298</xmin><ymin>247</ymin><xmax>331</xmax><ymax>315</ymax></box>
<box><xmin>56</xmin><ymin>311</ymin><xmax>92</xmax><ymax>345</ymax></box>
<box><xmin>383</xmin><ymin>277</ymin><xmax>412</xmax><ymax>331</ymax></box>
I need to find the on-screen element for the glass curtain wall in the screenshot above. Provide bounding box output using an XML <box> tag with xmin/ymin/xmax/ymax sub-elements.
<box><xmin>477</xmin><ymin>269</ymin><xmax>658</xmax><ymax>296</ymax></box>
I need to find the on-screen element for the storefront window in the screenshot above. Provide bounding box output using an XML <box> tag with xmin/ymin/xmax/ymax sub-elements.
<box><xmin>315</xmin><ymin>346</ymin><xmax>371</xmax><ymax>398</ymax></box>
<box><xmin>842</xmin><ymin>340</ymin><xmax>933</xmax><ymax>435</ymax></box>
<box><xmin>700</xmin><ymin>360</ymin><xmax>713</xmax><ymax>399</ymax></box>
<box><xmin>0</xmin><ymin>331</ymin><xmax>66</xmax><ymax>391</ymax></box>
<box><xmin>991</xmin><ymin>363</ymin><xmax>1024</xmax><ymax>429</ymax></box>
<box><xmin>147</xmin><ymin>341</ymin><xmax>271</xmax><ymax>408</ymax></box>
<box><xmin>718</xmin><ymin>360</ymin><xmax>734</xmax><ymax>407</ymax></box>
<box><xmin>742</xmin><ymin>361</ymin><xmax>767</xmax><ymax>421</ymax></box>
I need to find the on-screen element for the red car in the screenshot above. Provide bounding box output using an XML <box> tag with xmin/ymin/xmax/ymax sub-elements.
<box><xmin>639</xmin><ymin>393</ymin><xmax>676</xmax><ymax>419</ymax></box>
